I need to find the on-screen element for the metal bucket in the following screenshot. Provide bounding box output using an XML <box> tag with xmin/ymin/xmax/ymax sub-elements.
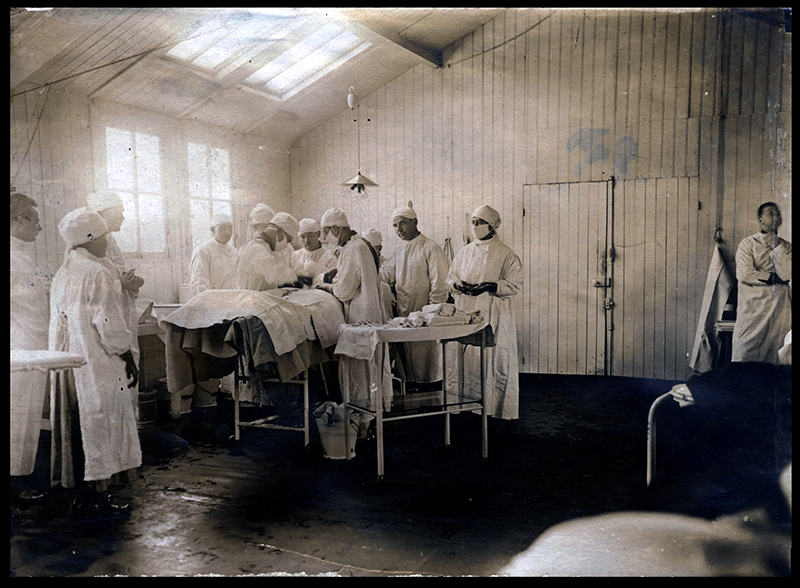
<box><xmin>138</xmin><ymin>389</ymin><xmax>158</xmax><ymax>429</ymax></box>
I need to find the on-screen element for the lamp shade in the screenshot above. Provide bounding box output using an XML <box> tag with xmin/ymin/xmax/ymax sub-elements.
<box><xmin>343</xmin><ymin>173</ymin><xmax>378</xmax><ymax>187</ymax></box>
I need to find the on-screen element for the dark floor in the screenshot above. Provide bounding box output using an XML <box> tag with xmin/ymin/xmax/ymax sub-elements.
<box><xmin>10</xmin><ymin>371</ymin><xmax>792</xmax><ymax>577</ymax></box>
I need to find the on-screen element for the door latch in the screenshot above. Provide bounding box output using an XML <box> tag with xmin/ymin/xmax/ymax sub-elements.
<box><xmin>593</xmin><ymin>278</ymin><xmax>612</xmax><ymax>288</ymax></box>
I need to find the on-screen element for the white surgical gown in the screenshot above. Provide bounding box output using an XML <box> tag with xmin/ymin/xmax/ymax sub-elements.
<box><xmin>290</xmin><ymin>245</ymin><xmax>337</xmax><ymax>279</ymax></box>
<box><xmin>732</xmin><ymin>232</ymin><xmax>792</xmax><ymax>364</ymax></box>
<box><xmin>236</xmin><ymin>239</ymin><xmax>298</xmax><ymax>291</ymax></box>
<box><xmin>189</xmin><ymin>237</ymin><xmax>238</xmax><ymax>296</ymax></box>
<box><xmin>445</xmin><ymin>235</ymin><xmax>523</xmax><ymax>420</ymax></box>
<box><xmin>380</xmin><ymin>233</ymin><xmax>450</xmax><ymax>383</ymax></box>
<box><xmin>10</xmin><ymin>236</ymin><xmax>51</xmax><ymax>476</ymax></box>
<box><xmin>333</xmin><ymin>235</ymin><xmax>392</xmax><ymax>411</ymax></box>
<box><xmin>49</xmin><ymin>248</ymin><xmax>142</xmax><ymax>485</ymax></box>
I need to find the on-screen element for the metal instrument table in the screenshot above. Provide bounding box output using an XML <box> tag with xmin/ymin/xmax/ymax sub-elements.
<box><xmin>336</xmin><ymin>319</ymin><xmax>490</xmax><ymax>479</ymax></box>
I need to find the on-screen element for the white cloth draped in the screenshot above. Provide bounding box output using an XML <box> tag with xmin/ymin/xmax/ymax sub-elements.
<box><xmin>10</xmin><ymin>236</ymin><xmax>51</xmax><ymax>476</ymax></box>
<box><xmin>688</xmin><ymin>245</ymin><xmax>735</xmax><ymax>373</ymax></box>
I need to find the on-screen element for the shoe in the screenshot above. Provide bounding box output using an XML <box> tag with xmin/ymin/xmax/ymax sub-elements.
<box><xmin>72</xmin><ymin>493</ymin><xmax>131</xmax><ymax>521</ymax></box>
<box><xmin>10</xmin><ymin>478</ymin><xmax>46</xmax><ymax>503</ymax></box>
<box><xmin>16</xmin><ymin>487</ymin><xmax>46</xmax><ymax>503</ymax></box>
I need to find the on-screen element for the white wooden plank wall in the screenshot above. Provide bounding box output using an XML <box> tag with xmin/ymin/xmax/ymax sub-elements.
<box><xmin>11</xmin><ymin>91</ymin><xmax>291</xmax><ymax>304</ymax></box>
<box><xmin>9</xmin><ymin>8</ymin><xmax>789</xmax><ymax>381</ymax></box>
<box><xmin>289</xmin><ymin>8</ymin><xmax>791</xmax><ymax>381</ymax></box>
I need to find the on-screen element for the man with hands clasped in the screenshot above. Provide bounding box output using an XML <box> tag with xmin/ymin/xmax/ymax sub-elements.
<box><xmin>731</xmin><ymin>201</ymin><xmax>792</xmax><ymax>364</ymax></box>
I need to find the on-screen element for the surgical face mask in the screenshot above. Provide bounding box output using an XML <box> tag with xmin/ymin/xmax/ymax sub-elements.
<box><xmin>324</xmin><ymin>227</ymin><xmax>339</xmax><ymax>246</ymax></box>
<box><xmin>472</xmin><ymin>223</ymin><xmax>492</xmax><ymax>240</ymax></box>
<box><xmin>274</xmin><ymin>233</ymin><xmax>289</xmax><ymax>252</ymax></box>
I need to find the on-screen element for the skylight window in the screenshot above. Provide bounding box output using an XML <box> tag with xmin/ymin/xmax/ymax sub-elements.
<box><xmin>163</xmin><ymin>12</ymin><xmax>369</xmax><ymax>101</ymax></box>
<box><xmin>264</xmin><ymin>30</ymin><xmax>364</xmax><ymax>95</ymax></box>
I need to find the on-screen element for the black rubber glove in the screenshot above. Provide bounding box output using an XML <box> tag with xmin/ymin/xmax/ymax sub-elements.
<box><xmin>760</xmin><ymin>272</ymin><xmax>788</xmax><ymax>286</ymax></box>
<box><xmin>120</xmin><ymin>351</ymin><xmax>139</xmax><ymax>389</ymax></box>
<box><xmin>454</xmin><ymin>282</ymin><xmax>475</xmax><ymax>294</ymax></box>
<box><xmin>323</xmin><ymin>268</ymin><xmax>338</xmax><ymax>284</ymax></box>
<box><xmin>470</xmin><ymin>282</ymin><xmax>498</xmax><ymax>295</ymax></box>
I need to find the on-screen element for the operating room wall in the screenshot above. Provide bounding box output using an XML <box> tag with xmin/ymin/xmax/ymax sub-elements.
<box><xmin>10</xmin><ymin>92</ymin><xmax>291</xmax><ymax>304</ymax></box>
<box><xmin>288</xmin><ymin>8</ymin><xmax>791</xmax><ymax>381</ymax></box>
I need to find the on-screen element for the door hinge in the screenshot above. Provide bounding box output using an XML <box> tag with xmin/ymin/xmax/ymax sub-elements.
<box><xmin>603</xmin><ymin>298</ymin><xmax>614</xmax><ymax>310</ymax></box>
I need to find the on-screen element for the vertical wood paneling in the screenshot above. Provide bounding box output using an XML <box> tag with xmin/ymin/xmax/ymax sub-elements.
<box><xmin>281</xmin><ymin>8</ymin><xmax>787</xmax><ymax>380</ymax></box>
<box><xmin>11</xmin><ymin>9</ymin><xmax>780</xmax><ymax>379</ymax></box>
<box><xmin>663</xmin><ymin>177</ymin><xmax>679</xmax><ymax>378</ymax></box>
<box><xmin>575</xmin><ymin>182</ymin><xmax>590</xmax><ymax>373</ymax></box>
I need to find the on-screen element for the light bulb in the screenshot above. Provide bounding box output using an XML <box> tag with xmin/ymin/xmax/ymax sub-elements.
<box><xmin>347</xmin><ymin>86</ymin><xmax>357</xmax><ymax>110</ymax></box>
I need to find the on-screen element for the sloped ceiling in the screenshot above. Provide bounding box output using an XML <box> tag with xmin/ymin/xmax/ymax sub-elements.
<box><xmin>10</xmin><ymin>7</ymin><xmax>504</xmax><ymax>144</ymax></box>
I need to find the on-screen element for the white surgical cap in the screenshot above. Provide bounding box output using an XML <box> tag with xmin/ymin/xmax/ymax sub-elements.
<box><xmin>86</xmin><ymin>188</ymin><xmax>123</xmax><ymax>213</ymax></box>
<box><xmin>472</xmin><ymin>205</ymin><xmax>501</xmax><ymax>228</ymax></box>
<box><xmin>270</xmin><ymin>212</ymin><xmax>300</xmax><ymax>241</ymax></box>
<box><xmin>59</xmin><ymin>207</ymin><xmax>108</xmax><ymax>247</ymax></box>
<box><xmin>298</xmin><ymin>218</ymin><xmax>322</xmax><ymax>235</ymax></box>
<box><xmin>361</xmin><ymin>227</ymin><xmax>382</xmax><ymax>248</ymax></box>
<box><xmin>321</xmin><ymin>207</ymin><xmax>349</xmax><ymax>228</ymax></box>
<box><xmin>210</xmin><ymin>212</ymin><xmax>232</xmax><ymax>227</ymax></box>
<box><xmin>249</xmin><ymin>203</ymin><xmax>275</xmax><ymax>225</ymax></box>
<box><xmin>391</xmin><ymin>207</ymin><xmax>417</xmax><ymax>223</ymax></box>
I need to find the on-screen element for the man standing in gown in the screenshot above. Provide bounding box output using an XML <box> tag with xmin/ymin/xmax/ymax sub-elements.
<box><xmin>731</xmin><ymin>201</ymin><xmax>792</xmax><ymax>365</ymax></box>
<box><xmin>446</xmin><ymin>205</ymin><xmax>523</xmax><ymax>420</ymax></box>
<box><xmin>380</xmin><ymin>207</ymin><xmax>450</xmax><ymax>389</ymax></box>
<box><xmin>290</xmin><ymin>217</ymin><xmax>338</xmax><ymax>284</ymax></box>
<box><xmin>319</xmin><ymin>208</ymin><xmax>392</xmax><ymax>411</ymax></box>
<box><xmin>50</xmin><ymin>207</ymin><xmax>141</xmax><ymax>519</ymax></box>
<box><xmin>10</xmin><ymin>192</ymin><xmax>51</xmax><ymax>502</ymax></box>
<box><xmin>189</xmin><ymin>212</ymin><xmax>238</xmax><ymax>296</ymax></box>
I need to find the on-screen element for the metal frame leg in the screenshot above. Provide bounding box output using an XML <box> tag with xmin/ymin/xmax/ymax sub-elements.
<box><xmin>647</xmin><ymin>392</ymin><xmax>673</xmax><ymax>487</ymax></box>
<box><xmin>303</xmin><ymin>372</ymin><xmax>310</xmax><ymax>448</ymax></box>
<box><xmin>233</xmin><ymin>377</ymin><xmax>241</xmax><ymax>441</ymax></box>
<box><xmin>443</xmin><ymin>340</ymin><xmax>450</xmax><ymax>447</ymax></box>
<box><xmin>480</xmin><ymin>328</ymin><xmax>488</xmax><ymax>460</ymax></box>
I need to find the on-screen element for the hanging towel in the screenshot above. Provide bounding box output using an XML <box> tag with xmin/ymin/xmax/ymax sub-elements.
<box><xmin>688</xmin><ymin>245</ymin><xmax>735</xmax><ymax>373</ymax></box>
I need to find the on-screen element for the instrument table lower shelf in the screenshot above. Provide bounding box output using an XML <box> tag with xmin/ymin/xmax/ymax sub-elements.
<box><xmin>336</xmin><ymin>320</ymin><xmax>491</xmax><ymax>479</ymax></box>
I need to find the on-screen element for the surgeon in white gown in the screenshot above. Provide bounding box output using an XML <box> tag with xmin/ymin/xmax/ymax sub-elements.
<box><xmin>446</xmin><ymin>205</ymin><xmax>523</xmax><ymax>420</ymax></box>
<box><xmin>50</xmin><ymin>207</ymin><xmax>141</xmax><ymax>512</ymax></box>
<box><xmin>290</xmin><ymin>217</ymin><xmax>337</xmax><ymax>284</ymax></box>
<box><xmin>235</xmin><ymin>212</ymin><xmax>300</xmax><ymax>291</ymax></box>
<box><xmin>189</xmin><ymin>212</ymin><xmax>238</xmax><ymax>296</ymax></box>
<box><xmin>10</xmin><ymin>193</ymin><xmax>51</xmax><ymax>502</ymax></box>
<box><xmin>319</xmin><ymin>208</ymin><xmax>392</xmax><ymax>411</ymax></box>
<box><xmin>380</xmin><ymin>207</ymin><xmax>450</xmax><ymax>385</ymax></box>
<box><xmin>85</xmin><ymin>189</ymin><xmax>145</xmax><ymax>370</ymax></box>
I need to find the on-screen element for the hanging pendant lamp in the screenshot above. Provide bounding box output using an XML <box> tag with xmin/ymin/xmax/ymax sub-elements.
<box><xmin>343</xmin><ymin>85</ymin><xmax>378</xmax><ymax>196</ymax></box>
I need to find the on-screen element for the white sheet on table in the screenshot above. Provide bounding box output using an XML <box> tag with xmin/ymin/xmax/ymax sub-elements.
<box><xmin>284</xmin><ymin>288</ymin><xmax>345</xmax><ymax>349</ymax></box>
<box><xmin>158</xmin><ymin>288</ymin><xmax>347</xmax><ymax>357</ymax></box>
<box><xmin>159</xmin><ymin>289</ymin><xmax>307</xmax><ymax>356</ymax></box>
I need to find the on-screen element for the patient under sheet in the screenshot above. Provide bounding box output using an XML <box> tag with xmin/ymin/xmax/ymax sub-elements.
<box><xmin>160</xmin><ymin>288</ymin><xmax>344</xmax><ymax>405</ymax></box>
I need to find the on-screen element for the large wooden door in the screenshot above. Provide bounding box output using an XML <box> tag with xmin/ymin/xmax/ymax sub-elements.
<box><xmin>519</xmin><ymin>180</ymin><xmax>615</xmax><ymax>375</ymax></box>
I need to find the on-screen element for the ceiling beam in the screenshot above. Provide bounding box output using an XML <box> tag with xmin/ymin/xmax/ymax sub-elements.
<box><xmin>332</xmin><ymin>10</ymin><xmax>441</xmax><ymax>68</ymax></box>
